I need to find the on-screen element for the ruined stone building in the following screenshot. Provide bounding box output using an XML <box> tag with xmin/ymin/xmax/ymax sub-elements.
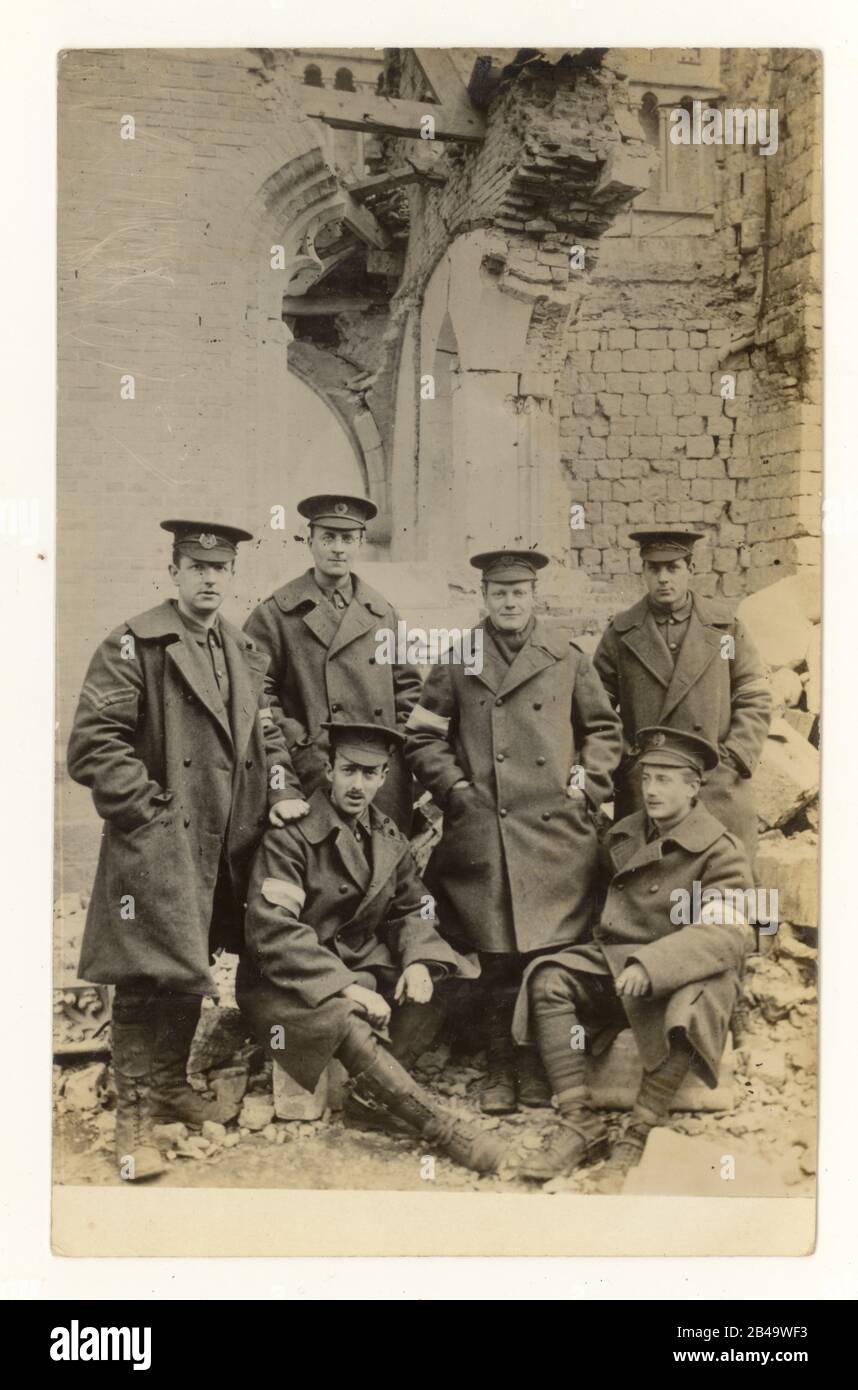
<box><xmin>57</xmin><ymin>46</ymin><xmax>821</xmax><ymax>747</ymax></box>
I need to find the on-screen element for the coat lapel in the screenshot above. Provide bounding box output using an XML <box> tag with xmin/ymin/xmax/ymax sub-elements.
<box><xmin>302</xmin><ymin>600</ymin><xmax>340</xmax><ymax>649</ymax></box>
<box><xmin>166</xmin><ymin>631</ymin><xmax>233</xmax><ymax>746</ymax></box>
<box><xmin>221</xmin><ymin>620</ymin><xmax>267</xmax><ymax>758</ymax></box>
<box><xmin>468</xmin><ymin>623</ymin><xmax>508</xmax><ymax>695</ymax></box>
<box><xmin>327</xmin><ymin>594</ymin><xmax>378</xmax><ymax>659</ymax></box>
<box><xmin>358</xmin><ymin>816</ymin><xmax>407</xmax><ymax>919</ymax></box>
<box><xmin>660</xmin><ymin>602</ymin><xmax>722</xmax><ymax>722</ymax></box>
<box><xmin>499</xmin><ymin>640</ymin><xmax>559</xmax><ymax>698</ymax></box>
<box><xmin>609</xmin><ymin>813</ymin><xmax>657</xmax><ymax>875</ymax></box>
<box><xmin>470</xmin><ymin>621</ymin><xmax>565</xmax><ymax>698</ymax></box>
<box><xmin>333</xmin><ymin>821</ymin><xmax>372</xmax><ymax>892</ymax></box>
<box><xmin>619</xmin><ymin>604</ymin><xmax>674</xmax><ymax>690</ymax></box>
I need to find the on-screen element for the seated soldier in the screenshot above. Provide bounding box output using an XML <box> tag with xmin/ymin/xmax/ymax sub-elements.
<box><xmin>237</xmin><ymin>720</ymin><xmax>514</xmax><ymax>1176</ymax></box>
<box><xmin>513</xmin><ymin>727</ymin><xmax>756</xmax><ymax>1190</ymax></box>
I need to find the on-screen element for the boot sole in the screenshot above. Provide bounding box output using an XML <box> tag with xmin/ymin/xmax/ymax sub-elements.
<box><xmin>519</xmin><ymin>1135</ymin><xmax>610</xmax><ymax>1182</ymax></box>
<box><xmin>480</xmin><ymin>1093</ymin><xmax>518</xmax><ymax>1115</ymax></box>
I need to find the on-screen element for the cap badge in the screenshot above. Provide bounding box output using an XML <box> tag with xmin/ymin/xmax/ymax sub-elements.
<box><xmin>198</xmin><ymin>533</ymin><xmax>218</xmax><ymax>549</ymax></box>
<box><xmin>334</xmin><ymin>502</ymin><xmax>349</xmax><ymax>515</ymax></box>
<box><xmin>650</xmin><ymin>732</ymin><xmax>666</xmax><ymax>747</ymax></box>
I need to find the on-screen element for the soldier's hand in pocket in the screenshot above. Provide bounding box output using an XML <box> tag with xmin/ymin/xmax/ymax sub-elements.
<box><xmin>614</xmin><ymin>963</ymin><xmax>652</xmax><ymax>998</ymax></box>
<box><xmin>342</xmin><ymin>984</ymin><xmax>391</xmax><ymax>1029</ymax></box>
<box><xmin>394</xmin><ymin>963</ymin><xmax>434</xmax><ymax>1005</ymax></box>
<box><xmin>269</xmin><ymin>798</ymin><xmax>311</xmax><ymax>826</ymax></box>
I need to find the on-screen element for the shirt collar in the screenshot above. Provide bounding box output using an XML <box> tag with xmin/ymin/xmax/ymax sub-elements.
<box><xmin>313</xmin><ymin>572</ymin><xmax>353</xmax><ymax>606</ymax></box>
<box><xmin>326</xmin><ymin>790</ymin><xmax>372</xmax><ymax>837</ymax></box>
<box><xmin>173</xmin><ymin>600</ymin><xmax>222</xmax><ymax>642</ymax></box>
<box><xmin>647</xmin><ymin>593</ymin><xmax>692</xmax><ymax>623</ymax></box>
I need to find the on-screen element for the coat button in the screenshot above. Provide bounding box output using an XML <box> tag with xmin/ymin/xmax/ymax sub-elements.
<box><xmin>245</xmin><ymin>759</ymin><xmax>253</xmax><ymax>769</ymax></box>
<box><xmin>617</xmin><ymin>883</ymin><xmax>625</xmax><ymax>891</ymax></box>
<box><xmin>536</xmin><ymin>756</ymin><xmax>546</xmax><ymax>766</ymax></box>
<box><xmin>541</xmin><ymin>812</ymin><xmax>551</xmax><ymax>821</ymax></box>
<box><xmin>339</xmin><ymin>884</ymin><xmax>349</xmax><ymax>894</ymax></box>
<box><xmin>183</xmin><ymin>757</ymin><xmax>192</xmax><ymax>767</ymax></box>
<box><xmin>694</xmin><ymin>723</ymin><xmax>703</xmax><ymax>731</ymax></box>
<box><xmin>533</xmin><ymin>702</ymin><xmax>542</xmax><ymax>710</ymax></box>
<box><xmin>499</xmin><ymin>808</ymin><xmax>508</xmax><ymax>817</ymax></box>
<box><xmin>183</xmin><ymin>816</ymin><xmax>191</xmax><ymax>828</ymax></box>
<box><xmin>495</xmin><ymin>698</ymin><xmax>503</xmax><ymax>707</ymax></box>
<box><xmin>368</xmin><ymin>657</ymin><xmax>376</xmax><ymax>665</ymax></box>
<box><xmin>649</xmin><ymin>883</ymin><xmax>660</xmax><ymax>893</ymax></box>
<box><xmin>331</xmin><ymin>702</ymin><xmax>341</xmax><ymax>713</ymax></box>
<box><xmin>496</xmin><ymin>753</ymin><xmax>505</xmax><ymax>762</ymax></box>
<box><xmin>373</xmin><ymin>707</ymin><xmax>382</xmax><ymax>716</ymax></box>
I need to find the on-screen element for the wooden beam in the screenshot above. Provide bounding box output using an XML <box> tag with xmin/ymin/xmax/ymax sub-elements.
<box><xmin>337</xmin><ymin>188</ymin><xmax>391</xmax><ymax>250</ymax></box>
<box><xmin>294</xmin><ymin>85</ymin><xmax>485</xmax><ymax>142</ymax></box>
<box><xmin>283</xmin><ymin>296</ymin><xmax>388</xmax><ymax>315</ymax></box>
<box><xmin>347</xmin><ymin>164</ymin><xmax>447</xmax><ymax>200</ymax></box>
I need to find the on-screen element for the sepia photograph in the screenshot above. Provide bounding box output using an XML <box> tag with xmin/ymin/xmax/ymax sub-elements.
<box><xmin>52</xmin><ymin>42</ymin><xmax>821</xmax><ymax>1256</ymax></box>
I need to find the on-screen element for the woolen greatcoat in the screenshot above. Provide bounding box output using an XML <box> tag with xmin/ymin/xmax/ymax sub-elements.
<box><xmin>593</xmin><ymin>593</ymin><xmax>772</xmax><ymax>853</ymax></box>
<box><xmin>244</xmin><ymin>569</ymin><xmax>422</xmax><ymax>832</ymax></box>
<box><xmin>404</xmin><ymin>620</ymin><xmax>624</xmax><ymax>956</ymax></box>
<box><xmin>236</xmin><ymin>788</ymin><xmax>479</xmax><ymax>1090</ymax></box>
<box><xmin>513</xmin><ymin>802</ymin><xmax>756</xmax><ymax>1086</ymax></box>
<box><xmin>67</xmin><ymin>601</ymin><xmax>303</xmax><ymax>995</ymax></box>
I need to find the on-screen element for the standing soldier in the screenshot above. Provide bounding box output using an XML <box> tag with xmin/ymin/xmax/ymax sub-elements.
<box><xmin>404</xmin><ymin>549</ymin><xmax>623</xmax><ymax>1115</ymax></box>
<box><xmin>593</xmin><ymin>530</ymin><xmax>772</xmax><ymax>856</ymax></box>
<box><xmin>67</xmin><ymin>521</ymin><xmax>307</xmax><ymax>1182</ymax></box>
<box><xmin>245</xmin><ymin>494</ymin><xmax>421</xmax><ymax>833</ymax></box>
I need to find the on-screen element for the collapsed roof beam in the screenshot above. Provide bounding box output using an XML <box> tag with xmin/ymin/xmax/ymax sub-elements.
<box><xmin>294</xmin><ymin>85</ymin><xmax>486</xmax><ymax>142</ymax></box>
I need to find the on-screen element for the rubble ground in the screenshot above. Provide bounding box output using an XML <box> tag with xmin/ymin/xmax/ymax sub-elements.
<box><xmin>53</xmin><ymin>937</ymin><xmax>816</xmax><ymax>1197</ymax></box>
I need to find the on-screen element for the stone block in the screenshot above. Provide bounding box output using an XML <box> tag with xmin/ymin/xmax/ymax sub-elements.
<box><xmin>273</xmin><ymin>1062</ymin><xmax>328</xmax><ymax>1121</ymax></box>
<box><xmin>587</xmin><ymin>1030</ymin><xmax>735</xmax><ymax>1112</ymax></box>
<box><xmin>239</xmin><ymin>1093</ymin><xmax>276</xmax><ymax>1131</ymax></box>
<box><xmin>754</xmin><ymin>718</ymin><xmax>820</xmax><ymax>830</ymax></box>
<box><xmin>738</xmin><ymin>573</ymin><xmax>819</xmax><ymax>669</ymax></box>
<box><xmin>650</xmin><ymin>349</ymin><xmax>674</xmax><ymax>371</ymax></box>
<box><xmin>805</xmin><ymin>624</ymin><xmax>821</xmax><ymax>715</ymax></box>
<box><xmin>755</xmin><ymin>831</ymin><xmax>819</xmax><ymax>929</ymax></box>
<box><xmin>593</xmin><ymin>350</ymin><xmax>623</xmax><ymax>372</ymax></box>
<box><xmin>608</xmin><ymin>328</ymin><xmax>636</xmax><ymax>350</ymax></box>
<box><xmin>623</xmin><ymin>1128</ymin><xmax>790</xmax><ymax>1198</ymax></box>
<box><xmin>62</xmin><ymin>1063</ymin><xmax>106</xmax><ymax>1112</ymax></box>
<box><xmin>636</xmin><ymin>329</ymin><xmax>668</xmax><ymax>348</ymax></box>
<box><xmin>770</xmin><ymin>667</ymin><xmax>803</xmax><ymax>709</ymax></box>
<box><xmin>783</xmin><ymin>708</ymin><xmax>815</xmax><ymax>739</ymax></box>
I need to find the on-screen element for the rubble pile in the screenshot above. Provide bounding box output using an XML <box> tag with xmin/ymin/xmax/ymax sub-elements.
<box><xmin>52</xmin><ymin>892</ymin><xmax>110</xmax><ymax>1055</ymax></box>
<box><xmin>738</xmin><ymin>573</ymin><xmax>820</xmax><ymax>828</ymax></box>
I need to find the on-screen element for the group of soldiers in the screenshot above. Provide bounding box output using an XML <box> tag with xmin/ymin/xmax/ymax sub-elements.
<box><xmin>67</xmin><ymin>491</ymin><xmax>773</xmax><ymax>1188</ymax></box>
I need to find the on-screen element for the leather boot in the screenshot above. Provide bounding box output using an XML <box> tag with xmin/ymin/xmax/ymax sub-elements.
<box><xmin>345</xmin><ymin>1002</ymin><xmax>443</xmax><ymax>1137</ymax></box>
<box><xmin>598</xmin><ymin>1106</ymin><xmax>658</xmax><ymax>1193</ymax></box>
<box><xmin>149</xmin><ymin>994</ymin><xmax>241</xmax><ymax>1126</ymax></box>
<box><xmin>480</xmin><ymin>1000</ymin><xmax>517</xmax><ymax>1115</ymax></box>
<box><xmin>111</xmin><ymin>997</ymin><xmax>166</xmax><ymax>1182</ymax></box>
<box><xmin>518</xmin><ymin>1107</ymin><xmax>609</xmax><ymax>1182</ymax></box>
<box><xmin>350</xmin><ymin>1040</ymin><xmax>512</xmax><ymax>1175</ymax></box>
<box><xmin>515</xmin><ymin>1047</ymin><xmax>552</xmax><ymax>1108</ymax></box>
